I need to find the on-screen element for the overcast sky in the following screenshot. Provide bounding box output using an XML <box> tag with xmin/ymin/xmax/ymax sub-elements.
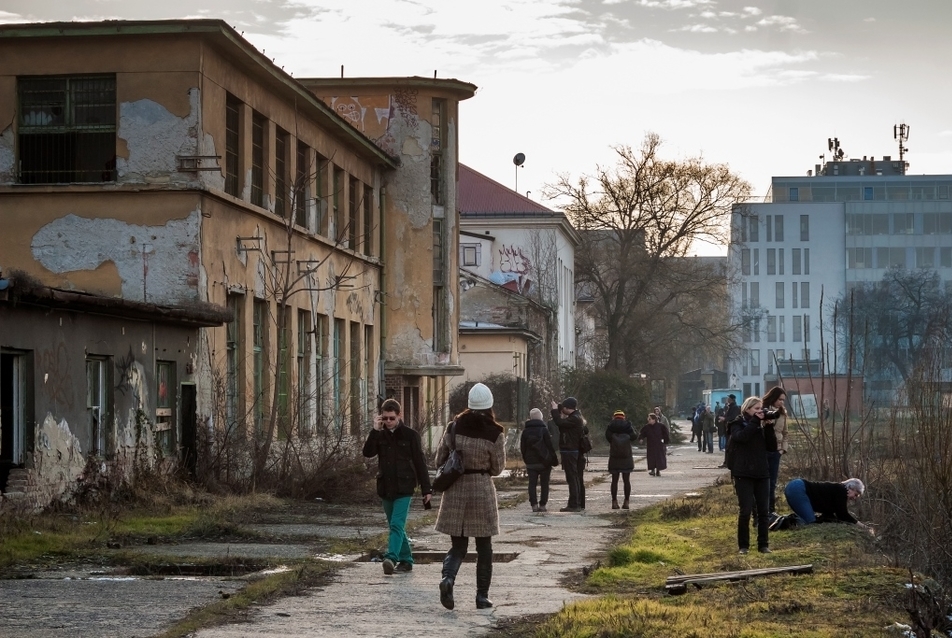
<box><xmin>4</xmin><ymin>0</ymin><xmax>951</xmax><ymax>253</ymax></box>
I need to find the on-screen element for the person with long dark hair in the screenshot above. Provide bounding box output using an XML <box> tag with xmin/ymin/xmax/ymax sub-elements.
<box><xmin>728</xmin><ymin>396</ymin><xmax>773</xmax><ymax>554</ymax></box>
<box><xmin>435</xmin><ymin>383</ymin><xmax>506</xmax><ymax>610</ymax></box>
<box><xmin>760</xmin><ymin>386</ymin><xmax>789</xmax><ymax>515</ymax></box>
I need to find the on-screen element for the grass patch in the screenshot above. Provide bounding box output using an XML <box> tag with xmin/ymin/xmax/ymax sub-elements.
<box><xmin>490</xmin><ymin>480</ymin><xmax>908</xmax><ymax>638</ymax></box>
<box><xmin>154</xmin><ymin>560</ymin><xmax>339</xmax><ymax>638</ymax></box>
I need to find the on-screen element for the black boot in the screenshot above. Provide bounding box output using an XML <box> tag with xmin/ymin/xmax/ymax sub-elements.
<box><xmin>475</xmin><ymin>558</ymin><xmax>493</xmax><ymax>609</ymax></box>
<box><xmin>440</xmin><ymin>551</ymin><xmax>463</xmax><ymax>610</ymax></box>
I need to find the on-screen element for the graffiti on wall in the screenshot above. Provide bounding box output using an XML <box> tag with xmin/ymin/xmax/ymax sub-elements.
<box><xmin>489</xmin><ymin>244</ymin><xmax>533</xmax><ymax>295</ymax></box>
<box><xmin>326</xmin><ymin>95</ymin><xmax>393</xmax><ymax>139</ymax></box>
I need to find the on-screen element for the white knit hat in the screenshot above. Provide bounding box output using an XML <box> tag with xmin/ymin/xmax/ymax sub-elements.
<box><xmin>468</xmin><ymin>383</ymin><xmax>494</xmax><ymax>410</ymax></box>
<box><xmin>529</xmin><ymin>408</ymin><xmax>544</xmax><ymax>421</ymax></box>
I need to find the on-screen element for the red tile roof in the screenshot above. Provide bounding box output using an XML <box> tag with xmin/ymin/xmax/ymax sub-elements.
<box><xmin>459</xmin><ymin>164</ymin><xmax>557</xmax><ymax>216</ymax></box>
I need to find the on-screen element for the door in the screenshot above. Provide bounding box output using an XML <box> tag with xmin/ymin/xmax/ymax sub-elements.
<box><xmin>1</xmin><ymin>352</ymin><xmax>26</xmax><ymax>490</ymax></box>
<box><xmin>180</xmin><ymin>383</ymin><xmax>197</xmax><ymax>477</ymax></box>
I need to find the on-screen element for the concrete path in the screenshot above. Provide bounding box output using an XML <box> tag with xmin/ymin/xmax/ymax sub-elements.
<box><xmin>195</xmin><ymin>436</ymin><xmax>726</xmax><ymax>638</ymax></box>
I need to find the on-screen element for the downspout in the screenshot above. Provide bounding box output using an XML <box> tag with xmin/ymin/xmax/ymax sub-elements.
<box><xmin>377</xmin><ymin>186</ymin><xmax>387</xmax><ymax>408</ymax></box>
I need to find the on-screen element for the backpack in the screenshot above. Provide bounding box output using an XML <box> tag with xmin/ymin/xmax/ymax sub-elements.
<box><xmin>527</xmin><ymin>430</ymin><xmax>557</xmax><ymax>467</ymax></box>
<box><xmin>609</xmin><ymin>432</ymin><xmax>632</xmax><ymax>459</ymax></box>
<box><xmin>579</xmin><ymin>432</ymin><xmax>593</xmax><ymax>454</ymax></box>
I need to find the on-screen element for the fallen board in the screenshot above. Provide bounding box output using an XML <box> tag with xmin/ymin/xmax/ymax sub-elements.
<box><xmin>665</xmin><ymin>564</ymin><xmax>813</xmax><ymax>595</ymax></box>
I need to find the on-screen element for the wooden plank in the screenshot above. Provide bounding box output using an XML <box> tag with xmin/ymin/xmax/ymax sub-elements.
<box><xmin>665</xmin><ymin>564</ymin><xmax>813</xmax><ymax>595</ymax></box>
<box><xmin>666</xmin><ymin>564</ymin><xmax>813</xmax><ymax>584</ymax></box>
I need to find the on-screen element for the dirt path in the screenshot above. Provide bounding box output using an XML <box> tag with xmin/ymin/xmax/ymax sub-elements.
<box><xmin>194</xmin><ymin>436</ymin><xmax>725</xmax><ymax>638</ymax></box>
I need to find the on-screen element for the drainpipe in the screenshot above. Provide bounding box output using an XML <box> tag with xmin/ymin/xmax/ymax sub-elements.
<box><xmin>378</xmin><ymin>186</ymin><xmax>387</xmax><ymax>406</ymax></box>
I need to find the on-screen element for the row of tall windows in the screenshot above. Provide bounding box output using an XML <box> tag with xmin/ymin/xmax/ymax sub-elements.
<box><xmin>738</xmin><ymin>214</ymin><xmax>810</xmax><ymax>243</ymax></box>
<box><xmin>742</xmin><ymin>248</ymin><xmax>810</xmax><ymax>277</ymax></box>
<box><xmin>742</xmin><ymin>311</ymin><xmax>810</xmax><ymax>344</ymax></box>
<box><xmin>775</xmin><ymin>282</ymin><xmax>810</xmax><ymax>309</ymax></box>
<box><xmin>225</xmin><ymin>294</ymin><xmax>375</xmax><ymax>436</ymax></box>
<box><xmin>846</xmin><ymin>247</ymin><xmax>952</xmax><ymax>269</ymax></box>
<box><xmin>846</xmin><ymin>212</ymin><xmax>952</xmax><ymax>236</ymax></box>
<box><xmin>223</xmin><ymin>93</ymin><xmax>376</xmax><ymax>257</ymax></box>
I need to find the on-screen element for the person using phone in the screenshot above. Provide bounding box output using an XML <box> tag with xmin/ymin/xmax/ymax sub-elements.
<box><xmin>362</xmin><ymin>398</ymin><xmax>432</xmax><ymax>575</ymax></box>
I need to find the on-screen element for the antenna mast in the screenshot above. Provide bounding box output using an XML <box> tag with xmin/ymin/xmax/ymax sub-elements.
<box><xmin>894</xmin><ymin>122</ymin><xmax>910</xmax><ymax>163</ymax></box>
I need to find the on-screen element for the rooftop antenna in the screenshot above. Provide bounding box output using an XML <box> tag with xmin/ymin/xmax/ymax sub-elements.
<box><xmin>513</xmin><ymin>152</ymin><xmax>525</xmax><ymax>193</ymax></box>
<box><xmin>894</xmin><ymin>122</ymin><xmax>910</xmax><ymax>164</ymax></box>
<box><xmin>827</xmin><ymin>137</ymin><xmax>845</xmax><ymax>161</ymax></box>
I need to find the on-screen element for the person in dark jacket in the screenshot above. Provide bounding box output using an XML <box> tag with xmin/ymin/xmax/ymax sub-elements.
<box><xmin>550</xmin><ymin>396</ymin><xmax>587</xmax><ymax>512</ymax></box>
<box><xmin>436</xmin><ymin>383</ymin><xmax>506</xmax><ymax>610</ymax></box>
<box><xmin>638</xmin><ymin>413</ymin><xmax>669</xmax><ymax>477</ymax></box>
<box><xmin>728</xmin><ymin>396</ymin><xmax>773</xmax><ymax>554</ymax></box>
<box><xmin>779</xmin><ymin>478</ymin><xmax>868</xmax><ymax>531</ymax></box>
<box><xmin>362</xmin><ymin>398</ymin><xmax>432</xmax><ymax>575</ymax></box>
<box><xmin>605</xmin><ymin>410</ymin><xmax>636</xmax><ymax>509</ymax></box>
<box><xmin>700</xmin><ymin>405</ymin><xmax>716</xmax><ymax>454</ymax></box>
<box><xmin>520</xmin><ymin>407</ymin><xmax>558</xmax><ymax>512</ymax></box>
<box><xmin>718</xmin><ymin>393</ymin><xmax>741</xmax><ymax>468</ymax></box>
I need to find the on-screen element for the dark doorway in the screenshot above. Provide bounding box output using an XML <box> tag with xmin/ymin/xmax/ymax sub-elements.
<box><xmin>1</xmin><ymin>352</ymin><xmax>24</xmax><ymax>491</ymax></box>
<box><xmin>180</xmin><ymin>384</ymin><xmax>197</xmax><ymax>478</ymax></box>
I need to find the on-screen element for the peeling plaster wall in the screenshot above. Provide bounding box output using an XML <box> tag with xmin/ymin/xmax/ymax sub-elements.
<box><xmin>32</xmin><ymin>415</ymin><xmax>87</xmax><ymax>509</ymax></box>
<box><xmin>0</xmin><ymin>125</ymin><xmax>14</xmax><ymax>183</ymax></box>
<box><xmin>31</xmin><ymin>211</ymin><xmax>202</xmax><ymax>305</ymax></box>
<box><xmin>117</xmin><ymin>90</ymin><xmax>200</xmax><ymax>185</ymax></box>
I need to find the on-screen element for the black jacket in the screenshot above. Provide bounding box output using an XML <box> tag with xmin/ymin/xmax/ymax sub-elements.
<box><xmin>551</xmin><ymin>408</ymin><xmax>586</xmax><ymax>452</ymax></box>
<box><xmin>605</xmin><ymin>417</ymin><xmax>636</xmax><ymax>472</ymax></box>
<box><xmin>803</xmin><ymin>480</ymin><xmax>858</xmax><ymax>524</ymax></box>
<box><xmin>520</xmin><ymin>418</ymin><xmax>558</xmax><ymax>470</ymax></box>
<box><xmin>363</xmin><ymin>422</ymin><xmax>432</xmax><ymax>499</ymax></box>
<box><xmin>727</xmin><ymin>413</ymin><xmax>770</xmax><ymax>479</ymax></box>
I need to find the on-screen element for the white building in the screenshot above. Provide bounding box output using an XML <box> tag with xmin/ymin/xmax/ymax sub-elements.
<box><xmin>457</xmin><ymin>164</ymin><xmax>578</xmax><ymax>389</ymax></box>
<box><xmin>729</xmin><ymin>155</ymin><xmax>952</xmax><ymax>401</ymax></box>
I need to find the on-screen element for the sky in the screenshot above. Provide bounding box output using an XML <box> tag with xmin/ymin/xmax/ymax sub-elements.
<box><xmin>4</xmin><ymin>0</ymin><xmax>952</xmax><ymax>254</ymax></box>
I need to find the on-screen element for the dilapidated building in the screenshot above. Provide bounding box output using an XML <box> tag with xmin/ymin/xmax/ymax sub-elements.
<box><xmin>0</xmin><ymin>19</ymin><xmax>474</xmax><ymax>509</ymax></box>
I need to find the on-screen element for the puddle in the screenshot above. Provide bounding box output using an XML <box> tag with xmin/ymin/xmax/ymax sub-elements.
<box><xmin>127</xmin><ymin>563</ymin><xmax>267</xmax><ymax>576</ymax></box>
<box><xmin>358</xmin><ymin>551</ymin><xmax>519</xmax><ymax>564</ymax></box>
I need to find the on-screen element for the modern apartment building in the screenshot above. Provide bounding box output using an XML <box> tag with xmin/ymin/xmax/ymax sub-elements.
<box><xmin>729</xmin><ymin>155</ymin><xmax>952</xmax><ymax>408</ymax></box>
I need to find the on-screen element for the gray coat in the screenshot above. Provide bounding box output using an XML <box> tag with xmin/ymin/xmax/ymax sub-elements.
<box><xmin>435</xmin><ymin>411</ymin><xmax>506</xmax><ymax>538</ymax></box>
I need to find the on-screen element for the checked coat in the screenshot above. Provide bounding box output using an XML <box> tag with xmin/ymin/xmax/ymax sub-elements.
<box><xmin>434</xmin><ymin>410</ymin><xmax>506</xmax><ymax>538</ymax></box>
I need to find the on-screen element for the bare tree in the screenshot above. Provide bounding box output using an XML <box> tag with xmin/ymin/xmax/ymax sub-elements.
<box><xmin>837</xmin><ymin>267</ymin><xmax>952</xmax><ymax>392</ymax></box>
<box><xmin>545</xmin><ymin>133</ymin><xmax>752</xmax><ymax>373</ymax></box>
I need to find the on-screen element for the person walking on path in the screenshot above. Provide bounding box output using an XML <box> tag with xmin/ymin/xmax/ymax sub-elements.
<box><xmin>362</xmin><ymin>398</ymin><xmax>433</xmax><ymax>575</ymax></box>
<box><xmin>550</xmin><ymin>396</ymin><xmax>588</xmax><ymax>512</ymax></box>
<box><xmin>760</xmin><ymin>386</ymin><xmax>789</xmax><ymax>515</ymax></box>
<box><xmin>638</xmin><ymin>413</ymin><xmax>669</xmax><ymax>477</ymax></box>
<box><xmin>692</xmin><ymin>404</ymin><xmax>705</xmax><ymax>451</ymax></box>
<box><xmin>605</xmin><ymin>410</ymin><xmax>637</xmax><ymax>509</ymax></box>
<box><xmin>520</xmin><ymin>407</ymin><xmax>558</xmax><ymax>512</ymax></box>
<box><xmin>700</xmin><ymin>405</ymin><xmax>716</xmax><ymax>454</ymax></box>
<box><xmin>435</xmin><ymin>383</ymin><xmax>506</xmax><ymax>611</ymax></box>
<box><xmin>776</xmin><ymin>478</ymin><xmax>869</xmax><ymax>531</ymax></box>
<box><xmin>728</xmin><ymin>397</ymin><xmax>773</xmax><ymax>554</ymax></box>
<box><xmin>653</xmin><ymin>406</ymin><xmax>669</xmax><ymax>430</ymax></box>
<box><xmin>718</xmin><ymin>393</ymin><xmax>741</xmax><ymax>468</ymax></box>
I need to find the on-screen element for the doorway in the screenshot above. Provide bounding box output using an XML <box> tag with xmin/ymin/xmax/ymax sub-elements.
<box><xmin>1</xmin><ymin>352</ymin><xmax>26</xmax><ymax>491</ymax></box>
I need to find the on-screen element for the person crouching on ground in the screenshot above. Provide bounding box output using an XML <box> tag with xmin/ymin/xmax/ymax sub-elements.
<box><xmin>638</xmin><ymin>413</ymin><xmax>669</xmax><ymax>477</ymax></box>
<box><xmin>605</xmin><ymin>410</ymin><xmax>636</xmax><ymax>509</ymax></box>
<box><xmin>729</xmin><ymin>397</ymin><xmax>773</xmax><ymax>554</ymax></box>
<box><xmin>550</xmin><ymin>396</ymin><xmax>587</xmax><ymax>512</ymax></box>
<box><xmin>520</xmin><ymin>407</ymin><xmax>558</xmax><ymax>512</ymax></box>
<box><xmin>436</xmin><ymin>383</ymin><xmax>506</xmax><ymax>610</ymax></box>
<box><xmin>778</xmin><ymin>477</ymin><xmax>869</xmax><ymax>532</ymax></box>
<box><xmin>362</xmin><ymin>398</ymin><xmax>432</xmax><ymax>575</ymax></box>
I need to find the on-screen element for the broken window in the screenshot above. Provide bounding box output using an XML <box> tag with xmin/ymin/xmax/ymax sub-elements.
<box><xmin>295</xmin><ymin>140</ymin><xmax>310</xmax><ymax>229</ymax></box>
<box><xmin>225</xmin><ymin>94</ymin><xmax>240</xmax><ymax>196</ymax></box>
<box><xmin>86</xmin><ymin>356</ymin><xmax>113</xmax><ymax>457</ymax></box>
<box><xmin>18</xmin><ymin>75</ymin><xmax>116</xmax><ymax>184</ymax></box>
<box><xmin>155</xmin><ymin>361</ymin><xmax>175</xmax><ymax>458</ymax></box>
<box><xmin>430</xmin><ymin>98</ymin><xmax>445</xmax><ymax>205</ymax></box>
<box><xmin>274</xmin><ymin>127</ymin><xmax>289</xmax><ymax>218</ymax></box>
<box><xmin>251</xmin><ymin>111</ymin><xmax>265</xmax><ymax>207</ymax></box>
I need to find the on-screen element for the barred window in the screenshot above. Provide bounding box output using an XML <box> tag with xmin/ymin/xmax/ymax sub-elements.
<box><xmin>18</xmin><ymin>75</ymin><xmax>116</xmax><ymax>184</ymax></box>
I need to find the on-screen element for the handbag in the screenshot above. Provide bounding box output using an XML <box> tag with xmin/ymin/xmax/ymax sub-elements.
<box><xmin>433</xmin><ymin>422</ymin><xmax>464</xmax><ymax>492</ymax></box>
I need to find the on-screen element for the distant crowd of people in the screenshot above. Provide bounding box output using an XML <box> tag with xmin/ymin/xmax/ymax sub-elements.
<box><xmin>361</xmin><ymin>385</ymin><xmax>869</xmax><ymax>610</ymax></box>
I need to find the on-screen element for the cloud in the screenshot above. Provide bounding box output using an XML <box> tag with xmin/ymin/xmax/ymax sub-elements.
<box><xmin>742</xmin><ymin>6</ymin><xmax>762</xmax><ymax>16</ymax></box>
<box><xmin>637</xmin><ymin>0</ymin><xmax>713</xmax><ymax>9</ymax></box>
<box><xmin>755</xmin><ymin>15</ymin><xmax>806</xmax><ymax>33</ymax></box>
<box><xmin>671</xmin><ymin>23</ymin><xmax>719</xmax><ymax>33</ymax></box>
<box><xmin>0</xmin><ymin>11</ymin><xmax>25</xmax><ymax>23</ymax></box>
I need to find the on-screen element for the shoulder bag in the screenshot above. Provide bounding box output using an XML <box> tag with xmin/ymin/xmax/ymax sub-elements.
<box><xmin>433</xmin><ymin>422</ymin><xmax>465</xmax><ymax>492</ymax></box>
